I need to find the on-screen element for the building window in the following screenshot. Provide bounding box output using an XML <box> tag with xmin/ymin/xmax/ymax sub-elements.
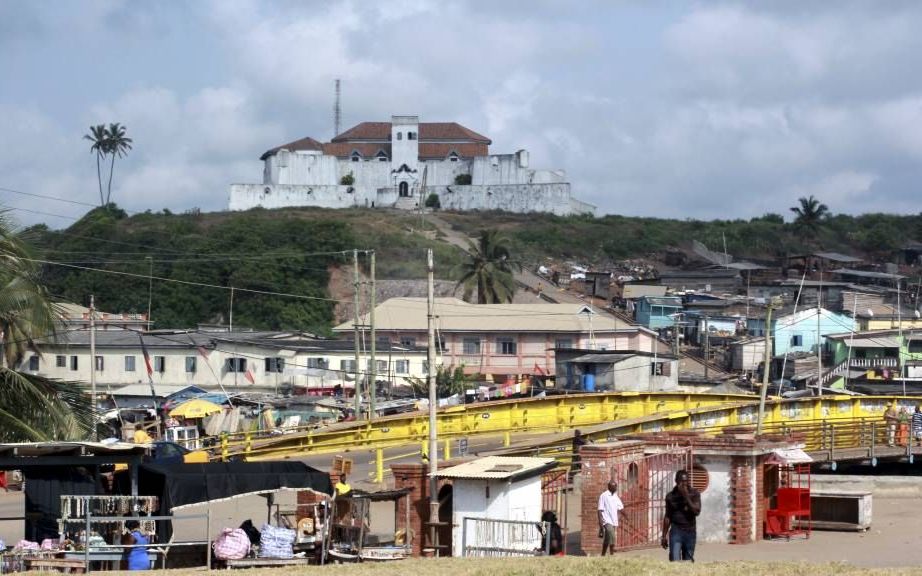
<box><xmin>376</xmin><ymin>150</ymin><xmax>388</xmax><ymax>162</ymax></box>
<box><xmin>226</xmin><ymin>358</ymin><xmax>246</xmax><ymax>373</ymax></box>
<box><xmin>395</xmin><ymin>360</ymin><xmax>409</xmax><ymax>374</ymax></box>
<box><xmin>555</xmin><ymin>338</ymin><xmax>573</xmax><ymax>350</ymax></box>
<box><xmin>408</xmin><ymin>132</ymin><xmax>417</xmax><ymax>140</ymax></box>
<box><xmin>909</xmin><ymin>340</ymin><xmax>922</xmax><ymax>353</ymax></box>
<box><xmin>790</xmin><ymin>334</ymin><xmax>803</xmax><ymax>347</ymax></box>
<box><xmin>307</xmin><ymin>357</ymin><xmax>328</xmax><ymax>369</ymax></box>
<box><xmin>351</xmin><ymin>151</ymin><xmax>362</xmax><ymax>162</ymax></box>
<box><xmin>463</xmin><ymin>337</ymin><xmax>481</xmax><ymax>355</ymax></box>
<box><xmin>185</xmin><ymin>356</ymin><xmax>197</xmax><ymax>374</ymax></box>
<box><xmin>265</xmin><ymin>357</ymin><xmax>285</xmax><ymax>373</ymax></box>
<box><xmin>397</xmin><ymin>132</ymin><xmax>403</xmax><ymax>140</ymax></box>
<box><xmin>448</xmin><ymin>153</ymin><xmax>459</xmax><ymax>162</ymax></box>
<box><xmin>95</xmin><ymin>356</ymin><xmax>104</xmax><ymax>372</ymax></box>
<box><xmin>367</xmin><ymin>359</ymin><xmax>388</xmax><ymax>372</ymax></box>
<box><xmin>651</xmin><ymin>361</ymin><xmax>670</xmax><ymax>376</ymax></box>
<box><xmin>154</xmin><ymin>356</ymin><xmax>166</xmax><ymax>373</ymax></box>
<box><xmin>400</xmin><ymin>336</ymin><xmax>416</xmax><ymax>347</ymax></box>
<box><xmin>56</xmin><ymin>355</ymin><xmax>66</xmax><ymax>368</ymax></box>
<box><xmin>125</xmin><ymin>356</ymin><xmax>136</xmax><ymax>372</ymax></box>
<box><xmin>423</xmin><ymin>361</ymin><xmax>430</xmax><ymax>374</ymax></box>
<box><xmin>28</xmin><ymin>356</ymin><xmax>39</xmax><ymax>371</ymax></box>
<box><xmin>497</xmin><ymin>337</ymin><xmax>517</xmax><ymax>355</ymax></box>
<box><xmin>70</xmin><ymin>356</ymin><xmax>78</xmax><ymax>371</ymax></box>
<box><xmin>341</xmin><ymin>359</ymin><xmax>356</xmax><ymax>373</ymax></box>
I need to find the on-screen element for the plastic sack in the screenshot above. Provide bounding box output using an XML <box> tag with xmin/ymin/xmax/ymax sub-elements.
<box><xmin>40</xmin><ymin>539</ymin><xmax>58</xmax><ymax>550</ymax></box>
<box><xmin>213</xmin><ymin>528</ymin><xmax>251</xmax><ymax>560</ymax></box>
<box><xmin>258</xmin><ymin>524</ymin><xmax>295</xmax><ymax>559</ymax></box>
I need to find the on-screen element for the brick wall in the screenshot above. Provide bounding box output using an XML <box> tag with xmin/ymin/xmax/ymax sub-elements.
<box><xmin>392</xmin><ymin>463</ymin><xmax>429</xmax><ymax>557</ymax></box>
<box><xmin>579</xmin><ymin>441</ymin><xmax>647</xmax><ymax>556</ymax></box>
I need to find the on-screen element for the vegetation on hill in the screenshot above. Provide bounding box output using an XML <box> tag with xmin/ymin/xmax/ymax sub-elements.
<box><xmin>438</xmin><ymin>209</ymin><xmax>922</xmax><ymax>267</ymax></box>
<box><xmin>27</xmin><ymin>206</ymin><xmax>464</xmax><ymax>334</ymax></box>
<box><xmin>23</xmin><ymin>202</ymin><xmax>922</xmax><ymax>333</ymax></box>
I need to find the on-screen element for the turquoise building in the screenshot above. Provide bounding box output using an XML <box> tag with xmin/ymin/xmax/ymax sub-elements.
<box><xmin>773</xmin><ymin>307</ymin><xmax>855</xmax><ymax>357</ymax></box>
<box><xmin>634</xmin><ymin>296</ymin><xmax>683</xmax><ymax>330</ymax></box>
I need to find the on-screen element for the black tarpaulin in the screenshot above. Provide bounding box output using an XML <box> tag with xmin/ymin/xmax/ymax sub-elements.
<box><xmin>137</xmin><ymin>461</ymin><xmax>332</xmax><ymax>512</ymax></box>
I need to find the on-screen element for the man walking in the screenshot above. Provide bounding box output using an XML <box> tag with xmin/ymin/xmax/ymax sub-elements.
<box><xmin>597</xmin><ymin>480</ymin><xmax>624</xmax><ymax>556</ymax></box>
<box><xmin>661</xmin><ymin>469</ymin><xmax>701</xmax><ymax>562</ymax></box>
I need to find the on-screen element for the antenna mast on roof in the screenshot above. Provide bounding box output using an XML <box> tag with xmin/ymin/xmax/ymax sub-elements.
<box><xmin>334</xmin><ymin>78</ymin><xmax>342</xmax><ymax>137</ymax></box>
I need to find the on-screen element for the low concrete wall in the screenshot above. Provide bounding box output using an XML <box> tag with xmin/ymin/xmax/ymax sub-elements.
<box><xmin>812</xmin><ymin>475</ymin><xmax>922</xmax><ymax>498</ymax></box>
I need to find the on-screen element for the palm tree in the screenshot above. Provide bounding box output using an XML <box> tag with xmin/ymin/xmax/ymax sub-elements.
<box><xmin>789</xmin><ymin>195</ymin><xmax>830</xmax><ymax>240</ymax></box>
<box><xmin>454</xmin><ymin>229</ymin><xmax>521</xmax><ymax>304</ymax></box>
<box><xmin>84</xmin><ymin>124</ymin><xmax>108</xmax><ymax>206</ymax></box>
<box><xmin>104</xmin><ymin>123</ymin><xmax>133</xmax><ymax>206</ymax></box>
<box><xmin>0</xmin><ymin>212</ymin><xmax>94</xmax><ymax>441</ymax></box>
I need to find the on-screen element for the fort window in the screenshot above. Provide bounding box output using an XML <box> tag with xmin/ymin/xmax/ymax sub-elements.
<box><xmin>497</xmin><ymin>337</ymin><xmax>517</xmax><ymax>355</ymax></box>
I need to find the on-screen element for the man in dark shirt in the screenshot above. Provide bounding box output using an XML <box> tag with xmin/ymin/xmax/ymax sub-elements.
<box><xmin>570</xmin><ymin>430</ymin><xmax>587</xmax><ymax>480</ymax></box>
<box><xmin>661</xmin><ymin>469</ymin><xmax>701</xmax><ymax>562</ymax></box>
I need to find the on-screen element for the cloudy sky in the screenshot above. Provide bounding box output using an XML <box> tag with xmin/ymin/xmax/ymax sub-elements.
<box><xmin>2</xmin><ymin>1</ymin><xmax>921</xmax><ymax>227</ymax></box>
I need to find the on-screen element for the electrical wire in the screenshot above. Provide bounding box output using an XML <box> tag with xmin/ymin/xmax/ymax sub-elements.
<box><xmin>23</xmin><ymin>257</ymin><xmax>347</xmax><ymax>303</ymax></box>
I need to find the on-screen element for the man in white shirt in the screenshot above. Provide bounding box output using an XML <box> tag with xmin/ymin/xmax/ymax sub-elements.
<box><xmin>597</xmin><ymin>480</ymin><xmax>624</xmax><ymax>556</ymax></box>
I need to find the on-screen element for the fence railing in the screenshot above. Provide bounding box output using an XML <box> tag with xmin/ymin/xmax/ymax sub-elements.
<box><xmin>460</xmin><ymin>518</ymin><xmax>549</xmax><ymax>557</ymax></box>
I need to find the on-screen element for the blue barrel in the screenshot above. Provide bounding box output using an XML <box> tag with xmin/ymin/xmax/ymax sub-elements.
<box><xmin>582</xmin><ymin>373</ymin><xmax>596</xmax><ymax>392</ymax></box>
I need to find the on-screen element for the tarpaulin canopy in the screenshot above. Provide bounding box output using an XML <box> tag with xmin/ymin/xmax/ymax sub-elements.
<box><xmin>137</xmin><ymin>461</ymin><xmax>333</xmax><ymax>512</ymax></box>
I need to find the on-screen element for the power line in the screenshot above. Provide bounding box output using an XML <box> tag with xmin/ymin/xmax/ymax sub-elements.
<box><xmin>24</xmin><ymin>257</ymin><xmax>347</xmax><ymax>303</ymax></box>
<box><xmin>0</xmin><ymin>186</ymin><xmax>98</xmax><ymax>209</ymax></box>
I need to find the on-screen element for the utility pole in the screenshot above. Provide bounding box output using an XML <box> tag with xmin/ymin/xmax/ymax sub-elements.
<box><xmin>353</xmin><ymin>250</ymin><xmax>362</xmax><ymax>418</ymax></box>
<box><xmin>369</xmin><ymin>251</ymin><xmax>377</xmax><ymax>419</ymax></box>
<box><xmin>145</xmin><ymin>256</ymin><xmax>153</xmax><ymax>331</ymax></box>
<box><xmin>229</xmin><ymin>288</ymin><xmax>234</xmax><ymax>332</ymax></box>
<box><xmin>673</xmin><ymin>313</ymin><xmax>680</xmax><ymax>357</ymax></box>
<box><xmin>90</xmin><ymin>294</ymin><xmax>97</xmax><ymax>438</ymax></box>
<box><xmin>757</xmin><ymin>303</ymin><xmax>776</xmax><ymax>436</ymax></box>
<box><xmin>703</xmin><ymin>315</ymin><xmax>710</xmax><ymax>381</ymax></box>
<box><xmin>816</xmin><ymin>304</ymin><xmax>823</xmax><ymax>397</ymax></box>
<box><xmin>426</xmin><ymin>249</ymin><xmax>440</xmax><ymax>553</ymax></box>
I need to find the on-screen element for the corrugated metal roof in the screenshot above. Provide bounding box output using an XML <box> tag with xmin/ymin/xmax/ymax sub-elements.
<box><xmin>335</xmin><ymin>298</ymin><xmax>632</xmax><ymax>333</ymax></box>
<box><xmin>434</xmin><ymin>456</ymin><xmax>556</xmax><ymax>480</ymax></box>
<box><xmin>570</xmin><ymin>353</ymin><xmax>634</xmax><ymax>364</ymax></box>
<box><xmin>833</xmin><ymin>268</ymin><xmax>905</xmax><ymax>280</ymax></box>
<box><xmin>813</xmin><ymin>252</ymin><xmax>862</xmax><ymax>263</ymax></box>
<box><xmin>622</xmin><ymin>284</ymin><xmax>668</xmax><ymax>299</ymax></box>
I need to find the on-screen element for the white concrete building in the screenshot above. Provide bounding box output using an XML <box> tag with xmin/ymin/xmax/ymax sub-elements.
<box><xmin>21</xmin><ymin>330</ymin><xmax>429</xmax><ymax>396</ymax></box>
<box><xmin>435</xmin><ymin>456</ymin><xmax>556</xmax><ymax>556</ymax></box>
<box><xmin>229</xmin><ymin>115</ymin><xmax>595</xmax><ymax>216</ymax></box>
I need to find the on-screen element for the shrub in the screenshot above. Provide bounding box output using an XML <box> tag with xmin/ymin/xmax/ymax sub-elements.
<box><xmin>425</xmin><ymin>193</ymin><xmax>441</xmax><ymax>209</ymax></box>
<box><xmin>340</xmin><ymin>172</ymin><xmax>354</xmax><ymax>185</ymax></box>
<box><xmin>454</xmin><ymin>173</ymin><xmax>472</xmax><ymax>185</ymax></box>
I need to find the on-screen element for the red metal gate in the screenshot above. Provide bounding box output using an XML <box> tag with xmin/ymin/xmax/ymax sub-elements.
<box><xmin>612</xmin><ymin>446</ymin><xmax>693</xmax><ymax>551</ymax></box>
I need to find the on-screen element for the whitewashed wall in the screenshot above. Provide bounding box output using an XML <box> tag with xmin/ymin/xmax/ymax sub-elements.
<box><xmin>696</xmin><ymin>456</ymin><xmax>731</xmax><ymax>543</ymax></box>
<box><xmin>451</xmin><ymin>476</ymin><xmax>543</xmax><ymax>556</ymax></box>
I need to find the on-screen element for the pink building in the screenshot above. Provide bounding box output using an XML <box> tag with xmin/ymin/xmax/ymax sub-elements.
<box><xmin>334</xmin><ymin>298</ymin><xmax>663</xmax><ymax>380</ymax></box>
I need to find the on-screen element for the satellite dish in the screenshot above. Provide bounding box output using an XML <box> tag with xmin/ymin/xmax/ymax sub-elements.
<box><xmin>915</xmin><ymin>309</ymin><xmax>921</xmax><ymax>319</ymax></box>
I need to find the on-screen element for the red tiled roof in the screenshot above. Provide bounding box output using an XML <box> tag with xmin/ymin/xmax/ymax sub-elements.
<box><xmin>321</xmin><ymin>142</ymin><xmax>488</xmax><ymax>160</ymax></box>
<box><xmin>260</xmin><ymin>136</ymin><xmax>323</xmax><ymax>160</ymax></box>
<box><xmin>331</xmin><ymin>122</ymin><xmax>491</xmax><ymax>144</ymax></box>
<box><xmin>417</xmin><ymin>143</ymin><xmax>488</xmax><ymax>159</ymax></box>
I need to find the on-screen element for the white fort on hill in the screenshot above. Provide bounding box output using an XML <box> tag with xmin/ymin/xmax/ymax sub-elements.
<box><xmin>228</xmin><ymin>115</ymin><xmax>595</xmax><ymax>215</ymax></box>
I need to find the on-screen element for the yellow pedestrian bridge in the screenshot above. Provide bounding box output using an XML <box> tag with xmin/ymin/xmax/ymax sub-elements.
<box><xmin>216</xmin><ymin>392</ymin><xmax>917</xmax><ymax>468</ymax></box>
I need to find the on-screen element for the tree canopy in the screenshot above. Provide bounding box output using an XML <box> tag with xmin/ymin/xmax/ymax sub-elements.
<box><xmin>454</xmin><ymin>229</ymin><xmax>521</xmax><ymax>304</ymax></box>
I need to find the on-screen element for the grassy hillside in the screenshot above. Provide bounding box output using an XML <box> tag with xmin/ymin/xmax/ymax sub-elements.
<box><xmin>438</xmin><ymin>211</ymin><xmax>922</xmax><ymax>268</ymax></box>
<box><xmin>26</xmin><ymin>205</ymin><xmax>921</xmax><ymax>332</ymax></box>
<box><xmin>28</xmin><ymin>206</ymin><xmax>464</xmax><ymax>334</ymax></box>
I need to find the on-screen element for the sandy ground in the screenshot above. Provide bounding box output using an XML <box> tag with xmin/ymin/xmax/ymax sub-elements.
<box><xmin>2</xmin><ymin>480</ymin><xmax>920</xmax><ymax>569</ymax></box>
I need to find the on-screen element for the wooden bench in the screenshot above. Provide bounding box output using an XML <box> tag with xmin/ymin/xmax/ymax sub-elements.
<box><xmin>224</xmin><ymin>557</ymin><xmax>313</xmax><ymax>569</ymax></box>
<box><xmin>24</xmin><ymin>558</ymin><xmax>87</xmax><ymax>573</ymax></box>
